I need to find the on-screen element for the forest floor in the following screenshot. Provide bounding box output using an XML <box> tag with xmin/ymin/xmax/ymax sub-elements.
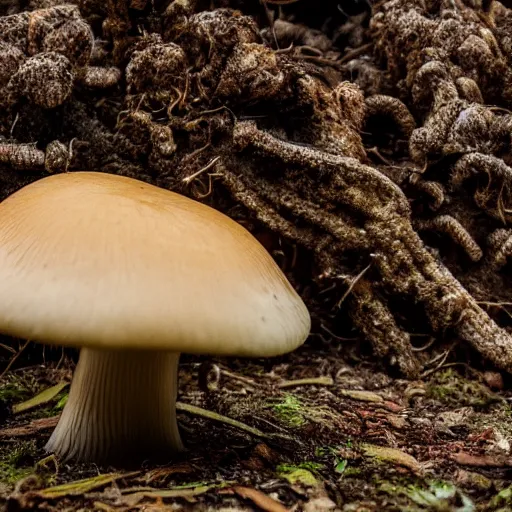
<box><xmin>1</xmin><ymin>0</ymin><xmax>512</xmax><ymax>509</ymax></box>
<box><xmin>1</xmin><ymin>343</ymin><xmax>512</xmax><ymax>511</ymax></box>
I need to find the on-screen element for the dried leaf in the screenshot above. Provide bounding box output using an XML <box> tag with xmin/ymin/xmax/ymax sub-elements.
<box><xmin>383</xmin><ymin>400</ymin><xmax>404</xmax><ymax>412</ymax></box>
<box><xmin>229</xmin><ymin>486</ymin><xmax>289</xmax><ymax>512</ymax></box>
<box><xmin>304</xmin><ymin>496</ymin><xmax>338</xmax><ymax>512</ymax></box>
<box><xmin>142</xmin><ymin>463</ymin><xmax>194</xmax><ymax>484</ymax></box>
<box><xmin>279</xmin><ymin>468</ymin><xmax>318</xmax><ymax>487</ymax></box>
<box><xmin>0</xmin><ymin>416</ymin><xmax>59</xmax><ymax>438</ymax></box>
<box><xmin>33</xmin><ymin>472</ymin><xmax>138</xmax><ymax>499</ymax></box>
<box><xmin>278</xmin><ymin>377</ymin><xmax>334</xmax><ymax>388</ymax></box>
<box><xmin>121</xmin><ymin>485</ymin><xmax>213</xmax><ymax>507</ymax></box>
<box><xmin>361</xmin><ymin>443</ymin><xmax>422</xmax><ymax>473</ymax></box>
<box><xmin>92</xmin><ymin>502</ymin><xmax>117</xmax><ymax>512</ymax></box>
<box><xmin>13</xmin><ymin>382</ymin><xmax>69</xmax><ymax>414</ymax></box>
<box><xmin>339</xmin><ymin>389</ymin><xmax>384</xmax><ymax>403</ymax></box>
<box><xmin>482</xmin><ymin>371</ymin><xmax>504</xmax><ymax>390</ymax></box>
<box><xmin>387</xmin><ymin>414</ymin><xmax>407</xmax><ymax>429</ymax></box>
<box><xmin>452</xmin><ymin>452</ymin><xmax>512</xmax><ymax>467</ymax></box>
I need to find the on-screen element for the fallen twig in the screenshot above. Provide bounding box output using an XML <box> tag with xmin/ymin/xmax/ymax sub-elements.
<box><xmin>176</xmin><ymin>402</ymin><xmax>294</xmax><ymax>441</ymax></box>
<box><xmin>278</xmin><ymin>376</ymin><xmax>334</xmax><ymax>388</ymax></box>
<box><xmin>0</xmin><ymin>416</ymin><xmax>59</xmax><ymax>438</ymax></box>
<box><xmin>221</xmin><ymin>486</ymin><xmax>290</xmax><ymax>512</ymax></box>
<box><xmin>338</xmin><ymin>389</ymin><xmax>384</xmax><ymax>403</ymax></box>
<box><xmin>0</xmin><ymin>340</ymin><xmax>30</xmax><ymax>380</ymax></box>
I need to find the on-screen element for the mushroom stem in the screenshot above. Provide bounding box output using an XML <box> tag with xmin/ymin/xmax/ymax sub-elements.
<box><xmin>45</xmin><ymin>348</ymin><xmax>183</xmax><ymax>463</ymax></box>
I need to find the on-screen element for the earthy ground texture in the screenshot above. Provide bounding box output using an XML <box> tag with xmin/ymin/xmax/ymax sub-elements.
<box><xmin>1</xmin><ymin>0</ymin><xmax>512</xmax><ymax>509</ymax></box>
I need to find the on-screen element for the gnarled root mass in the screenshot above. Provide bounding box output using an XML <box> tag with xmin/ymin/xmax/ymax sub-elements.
<box><xmin>0</xmin><ymin>0</ymin><xmax>511</xmax><ymax>378</ymax></box>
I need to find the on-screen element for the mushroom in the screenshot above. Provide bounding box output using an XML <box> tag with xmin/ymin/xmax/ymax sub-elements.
<box><xmin>0</xmin><ymin>171</ymin><xmax>310</xmax><ymax>464</ymax></box>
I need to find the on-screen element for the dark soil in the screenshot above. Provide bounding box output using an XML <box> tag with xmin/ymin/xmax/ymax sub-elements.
<box><xmin>1</xmin><ymin>347</ymin><xmax>512</xmax><ymax>511</ymax></box>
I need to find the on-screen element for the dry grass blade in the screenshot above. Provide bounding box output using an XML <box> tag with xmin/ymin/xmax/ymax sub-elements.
<box><xmin>12</xmin><ymin>382</ymin><xmax>69</xmax><ymax>414</ymax></box>
<box><xmin>121</xmin><ymin>484</ymin><xmax>214</xmax><ymax>507</ymax></box>
<box><xmin>0</xmin><ymin>343</ymin><xmax>16</xmax><ymax>354</ymax></box>
<box><xmin>176</xmin><ymin>402</ymin><xmax>293</xmax><ymax>441</ymax></box>
<box><xmin>225</xmin><ymin>486</ymin><xmax>290</xmax><ymax>512</ymax></box>
<box><xmin>28</xmin><ymin>472</ymin><xmax>139</xmax><ymax>499</ymax></box>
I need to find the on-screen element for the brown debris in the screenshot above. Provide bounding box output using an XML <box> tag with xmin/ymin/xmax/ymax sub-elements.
<box><xmin>1</xmin><ymin>1</ymin><xmax>512</xmax><ymax>509</ymax></box>
<box><xmin>0</xmin><ymin>416</ymin><xmax>59</xmax><ymax>438</ymax></box>
<box><xmin>452</xmin><ymin>451</ymin><xmax>512</xmax><ymax>467</ymax></box>
<box><xmin>223</xmin><ymin>486</ymin><xmax>290</xmax><ymax>512</ymax></box>
<box><xmin>482</xmin><ymin>371</ymin><xmax>504</xmax><ymax>390</ymax></box>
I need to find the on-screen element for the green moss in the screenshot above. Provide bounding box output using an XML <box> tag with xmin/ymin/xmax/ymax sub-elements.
<box><xmin>426</xmin><ymin>369</ymin><xmax>501</xmax><ymax>409</ymax></box>
<box><xmin>54</xmin><ymin>392</ymin><xmax>68</xmax><ymax>411</ymax></box>
<box><xmin>30</xmin><ymin>391</ymin><xmax>69</xmax><ymax>419</ymax></box>
<box><xmin>277</xmin><ymin>462</ymin><xmax>324</xmax><ymax>473</ymax></box>
<box><xmin>171</xmin><ymin>481</ymin><xmax>212</xmax><ymax>489</ymax></box>
<box><xmin>379</xmin><ymin>480</ymin><xmax>475</xmax><ymax>511</ymax></box>
<box><xmin>313</xmin><ymin>445</ymin><xmax>349</xmax><ymax>475</ymax></box>
<box><xmin>343</xmin><ymin>467</ymin><xmax>362</xmax><ymax>477</ymax></box>
<box><xmin>471</xmin><ymin>402</ymin><xmax>512</xmax><ymax>441</ymax></box>
<box><xmin>0</xmin><ymin>440</ymin><xmax>37</xmax><ymax>485</ymax></box>
<box><xmin>0</xmin><ymin>375</ymin><xmax>32</xmax><ymax>405</ymax></box>
<box><xmin>456</xmin><ymin>471</ymin><xmax>492</xmax><ymax>491</ymax></box>
<box><xmin>487</xmin><ymin>485</ymin><xmax>512</xmax><ymax>510</ymax></box>
<box><xmin>277</xmin><ymin>462</ymin><xmax>324</xmax><ymax>486</ymax></box>
<box><xmin>269</xmin><ymin>394</ymin><xmax>307</xmax><ymax>427</ymax></box>
<box><xmin>277</xmin><ymin>467</ymin><xmax>318</xmax><ymax>486</ymax></box>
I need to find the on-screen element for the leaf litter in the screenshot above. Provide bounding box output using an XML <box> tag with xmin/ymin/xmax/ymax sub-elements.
<box><xmin>1</xmin><ymin>0</ymin><xmax>512</xmax><ymax>509</ymax></box>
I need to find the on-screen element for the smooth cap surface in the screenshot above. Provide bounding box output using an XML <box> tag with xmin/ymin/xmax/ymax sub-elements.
<box><xmin>0</xmin><ymin>172</ymin><xmax>310</xmax><ymax>356</ymax></box>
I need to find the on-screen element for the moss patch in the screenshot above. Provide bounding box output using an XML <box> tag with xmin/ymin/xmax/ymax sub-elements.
<box><xmin>268</xmin><ymin>394</ymin><xmax>307</xmax><ymax>428</ymax></box>
<box><xmin>426</xmin><ymin>369</ymin><xmax>501</xmax><ymax>409</ymax></box>
<box><xmin>0</xmin><ymin>440</ymin><xmax>37</xmax><ymax>485</ymax></box>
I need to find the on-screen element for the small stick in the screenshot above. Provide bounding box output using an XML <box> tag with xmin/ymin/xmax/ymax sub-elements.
<box><xmin>261</xmin><ymin>0</ymin><xmax>279</xmax><ymax>49</ymax></box>
<box><xmin>182</xmin><ymin>157</ymin><xmax>221</xmax><ymax>185</ymax></box>
<box><xmin>0</xmin><ymin>340</ymin><xmax>30</xmax><ymax>380</ymax></box>
<box><xmin>220</xmin><ymin>369</ymin><xmax>261</xmax><ymax>387</ymax></box>
<box><xmin>411</xmin><ymin>336</ymin><xmax>436</xmax><ymax>352</ymax></box>
<box><xmin>320</xmin><ymin>323</ymin><xmax>356</xmax><ymax>341</ymax></box>
<box><xmin>421</xmin><ymin>350</ymin><xmax>452</xmax><ymax>378</ymax></box>
<box><xmin>0</xmin><ymin>343</ymin><xmax>16</xmax><ymax>354</ymax></box>
<box><xmin>336</xmin><ymin>264</ymin><xmax>371</xmax><ymax>308</ymax></box>
<box><xmin>339</xmin><ymin>43</ymin><xmax>373</xmax><ymax>64</ymax></box>
<box><xmin>277</xmin><ymin>376</ymin><xmax>334</xmax><ymax>388</ymax></box>
<box><xmin>182</xmin><ymin>142</ymin><xmax>211</xmax><ymax>163</ymax></box>
<box><xmin>421</xmin><ymin>362</ymin><xmax>467</xmax><ymax>378</ymax></box>
<box><xmin>176</xmin><ymin>402</ymin><xmax>292</xmax><ymax>441</ymax></box>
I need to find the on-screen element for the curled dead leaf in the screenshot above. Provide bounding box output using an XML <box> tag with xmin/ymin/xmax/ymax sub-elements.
<box><xmin>452</xmin><ymin>452</ymin><xmax>512</xmax><ymax>467</ymax></box>
<box><xmin>360</xmin><ymin>443</ymin><xmax>422</xmax><ymax>474</ymax></box>
<box><xmin>222</xmin><ymin>486</ymin><xmax>290</xmax><ymax>512</ymax></box>
<box><xmin>339</xmin><ymin>389</ymin><xmax>384</xmax><ymax>403</ymax></box>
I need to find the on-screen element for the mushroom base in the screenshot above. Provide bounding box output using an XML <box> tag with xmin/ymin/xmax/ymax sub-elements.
<box><xmin>45</xmin><ymin>348</ymin><xmax>183</xmax><ymax>464</ymax></box>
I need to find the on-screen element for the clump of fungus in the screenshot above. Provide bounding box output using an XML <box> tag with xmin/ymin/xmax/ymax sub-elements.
<box><xmin>0</xmin><ymin>171</ymin><xmax>310</xmax><ymax>464</ymax></box>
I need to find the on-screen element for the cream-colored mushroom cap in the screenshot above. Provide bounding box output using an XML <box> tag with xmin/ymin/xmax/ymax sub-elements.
<box><xmin>0</xmin><ymin>171</ymin><xmax>310</xmax><ymax>356</ymax></box>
